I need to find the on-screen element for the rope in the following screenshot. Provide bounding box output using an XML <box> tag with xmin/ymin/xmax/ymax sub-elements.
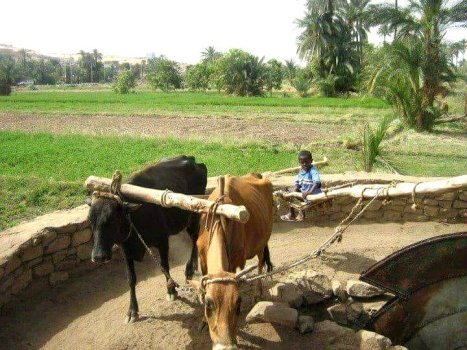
<box><xmin>160</xmin><ymin>189</ymin><xmax>173</xmax><ymax>208</ymax></box>
<box><xmin>411</xmin><ymin>182</ymin><xmax>422</xmax><ymax>211</ymax></box>
<box><xmin>239</xmin><ymin>186</ymin><xmax>388</xmax><ymax>284</ymax></box>
<box><xmin>126</xmin><ymin>214</ymin><xmax>159</xmax><ymax>264</ymax></box>
<box><xmin>110</xmin><ymin>170</ymin><xmax>123</xmax><ymax>197</ymax></box>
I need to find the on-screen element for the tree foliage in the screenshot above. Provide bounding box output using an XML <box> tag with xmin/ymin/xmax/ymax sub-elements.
<box><xmin>113</xmin><ymin>69</ymin><xmax>136</xmax><ymax>94</ymax></box>
<box><xmin>292</xmin><ymin>68</ymin><xmax>312</xmax><ymax>97</ymax></box>
<box><xmin>0</xmin><ymin>54</ymin><xmax>16</xmax><ymax>95</ymax></box>
<box><xmin>186</xmin><ymin>63</ymin><xmax>211</xmax><ymax>91</ymax></box>
<box><xmin>146</xmin><ymin>55</ymin><xmax>182</xmax><ymax>91</ymax></box>
<box><xmin>297</xmin><ymin>0</ymin><xmax>364</xmax><ymax>93</ymax></box>
<box><xmin>367</xmin><ymin>0</ymin><xmax>464</xmax><ymax>131</ymax></box>
<box><xmin>216</xmin><ymin>49</ymin><xmax>266</xmax><ymax>96</ymax></box>
<box><xmin>264</xmin><ymin>59</ymin><xmax>283</xmax><ymax>95</ymax></box>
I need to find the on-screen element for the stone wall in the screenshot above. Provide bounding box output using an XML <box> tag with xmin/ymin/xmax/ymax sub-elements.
<box><xmin>0</xmin><ymin>205</ymin><xmax>93</xmax><ymax>314</ymax></box>
<box><xmin>1</xmin><ymin>173</ymin><xmax>465</xmax><ymax>314</ymax></box>
<box><xmin>273</xmin><ymin>174</ymin><xmax>467</xmax><ymax>224</ymax></box>
<box><xmin>275</xmin><ymin>189</ymin><xmax>467</xmax><ymax>224</ymax></box>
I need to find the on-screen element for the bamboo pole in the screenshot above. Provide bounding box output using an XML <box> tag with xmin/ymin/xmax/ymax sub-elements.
<box><xmin>279</xmin><ymin>175</ymin><xmax>467</xmax><ymax>203</ymax></box>
<box><xmin>85</xmin><ymin>176</ymin><xmax>249</xmax><ymax>223</ymax></box>
<box><xmin>268</xmin><ymin>157</ymin><xmax>329</xmax><ymax>177</ymax></box>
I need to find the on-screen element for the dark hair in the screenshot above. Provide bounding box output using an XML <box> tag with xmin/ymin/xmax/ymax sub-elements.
<box><xmin>298</xmin><ymin>150</ymin><xmax>312</xmax><ymax>160</ymax></box>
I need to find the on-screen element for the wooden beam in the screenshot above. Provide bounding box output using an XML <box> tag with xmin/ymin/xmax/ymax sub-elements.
<box><xmin>85</xmin><ymin>176</ymin><xmax>249</xmax><ymax>223</ymax></box>
<box><xmin>268</xmin><ymin>157</ymin><xmax>329</xmax><ymax>177</ymax></box>
<box><xmin>279</xmin><ymin>175</ymin><xmax>467</xmax><ymax>203</ymax></box>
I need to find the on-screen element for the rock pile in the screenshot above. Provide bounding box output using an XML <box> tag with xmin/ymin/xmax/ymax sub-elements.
<box><xmin>246</xmin><ymin>269</ymin><xmax>405</xmax><ymax>349</ymax></box>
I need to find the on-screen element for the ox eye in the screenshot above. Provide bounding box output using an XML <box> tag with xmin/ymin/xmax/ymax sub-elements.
<box><xmin>205</xmin><ymin>297</ymin><xmax>215</xmax><ymax>315</ymax></box>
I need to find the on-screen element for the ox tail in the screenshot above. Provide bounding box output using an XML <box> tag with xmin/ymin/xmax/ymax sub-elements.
<box><xmin>263</xmin><ymin>245</ymin><xmax>273</xmax><ymax>272</ymax></box>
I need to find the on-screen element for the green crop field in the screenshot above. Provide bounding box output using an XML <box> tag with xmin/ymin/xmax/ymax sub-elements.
<box><xmin>0</xmin><ymin>90</ymin><xmax>390</xmax><ymax>122</ymax></box>
<box><xmin>0</xmin><ymin>87</ymin><xmax>465</xmax><ymax>231</ymax></box>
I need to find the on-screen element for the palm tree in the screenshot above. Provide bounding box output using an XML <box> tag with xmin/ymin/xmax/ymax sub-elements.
<box><xmin>284</xmin><ymin>59</ymin><xmax>298</xmax><ymax>82</ymax></box>
<box><xmin>339</xmin><ymin>0</ymin><xmax>371</xmax><ymax>65</ymax></box>
<box><xmin>378</xmin><ymin>23</ymin><xmax>391</xmax><ymax>44</ymax></box>
<box><xmin>369</xmin><ymin>0</ymin><xmax>466</xmax><ymax>130</ymax></box>
<box><xmin>297</xmin><ymin>0</ymin><xmax>358</xmax><ymax>92</ymax></box>
<box><xmin>201</xmin><ymin>46</ymin><xmax>221</xmax><ymax>64</ymax></box>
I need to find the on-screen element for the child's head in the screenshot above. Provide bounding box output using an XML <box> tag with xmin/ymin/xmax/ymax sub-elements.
<box><xmin>298</xmin><ymin>150</ymin><xmax>313</xmax><ymax>171</ymax></box>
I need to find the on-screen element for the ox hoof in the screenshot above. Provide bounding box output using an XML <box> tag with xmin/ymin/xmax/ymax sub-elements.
<box><xmin>166</xmin><ymin>293</ymin><xmax>177</xmax><ymax>302</ymax></box>
<box><xmin>125</xmin><ymin>314</ymin><xmax>139</xmax><ymax>324</ymax></box>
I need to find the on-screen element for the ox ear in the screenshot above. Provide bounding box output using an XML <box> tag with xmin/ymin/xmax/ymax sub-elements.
<box><xmin>85</xmin><ymin>197</ymin><xmax>92</xmax><ymax>206</ymax></box>
<box><xmin>123</xmin><ymin>202</ymin><xmax>142</xmax><ymax>212</ymax></box>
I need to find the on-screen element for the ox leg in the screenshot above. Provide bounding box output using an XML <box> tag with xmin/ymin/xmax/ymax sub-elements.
<box><xmin>185</xmin><ymin>215</ymin><xmax>200</xmax><ymax>280</ymax></box>
<box><xmin>264</xmin><ymin>245</ymin><xmax>273</xmax><ymax>272</ymax></box>
<box><xmin>255</xmin><ymin>251</ymin><xmax>265</xmax><ymax>301</ymax></box>
<box><xmin>158</xmin><ymin>239</ymin><xmax>178</xmax><ymax>301</ymax></box>
<box><xmin>123</xmin><ymin>250</ymin><xmax>139</xmax><ymax>324</ymax></box>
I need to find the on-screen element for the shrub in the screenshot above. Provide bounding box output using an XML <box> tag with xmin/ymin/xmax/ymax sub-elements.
<box><xmin>292</xmin><ymin>69</ymin><xmax>312</xmax><ymax>97</ymax></box>
<box><xmin>113</xmin><ymin>70</ymin><xmax>136</xmax><ymax>94</ymax></box>
<box><xmin>186</xmin><ymin>63</ymin><xmax>211</xmax><ymax>91</ymax></box>
<box><xmin>316</xmin><ymin>74</ymin><xmax>338</xmax><ymax>97</ymax></box>
<box><xmin>361</xmin><ymin>116</ymin><xmax>392</xmax><ymax>172</ymax></box>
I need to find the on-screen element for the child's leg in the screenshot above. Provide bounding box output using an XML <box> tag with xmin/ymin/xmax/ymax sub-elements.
<box><xmin>281</xmin><ymin>207</ymin><xmax>296</xmax><ymax>221</ymax></box>
<box><xmin>296</xmin><ymin>209</ymin><xmax>305</xmax><ymax>222</ymax></box>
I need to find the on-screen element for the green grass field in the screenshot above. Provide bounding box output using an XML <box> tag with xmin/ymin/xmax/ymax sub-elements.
<box><xmin>0</xmin><ymin>90</ymin><xmax>390</xmax><ymax>122</ymax></box>
<box><xmin>0</xmin><ymin>87</ymin><xmax>465</xmax><ymax>231</ymax></box>
<box><xmin>0</xmin><ymin>131</ymin><xmax>359</xmax><ymax>230</ymax></box>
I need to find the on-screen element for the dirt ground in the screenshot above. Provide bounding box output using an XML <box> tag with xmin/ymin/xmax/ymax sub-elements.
<box><xmin>0</xmin><ymin>113</ymin><xmax>346</xmax><ymax>145</ymax></box>
<box><xmin>0</xmin><ymin>221</ymin><xmax>465</xmax><ymax>350</ymax></box>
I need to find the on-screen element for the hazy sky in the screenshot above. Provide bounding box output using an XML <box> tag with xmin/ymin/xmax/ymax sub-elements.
<box><xmin>1</xmin><ymin>0</ymin><xmax>465</xmax><ymax>63</ymax></box>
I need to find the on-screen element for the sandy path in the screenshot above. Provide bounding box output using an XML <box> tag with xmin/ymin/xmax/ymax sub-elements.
<box><xmin>0</xmin><ymin>221</ymin><xmax>464</xmax><ymax>350</ymax></box>
<box><xmin>0</xmin><ymin>113</ymin><xmax>346</xmax><ymax>145</ymax></box>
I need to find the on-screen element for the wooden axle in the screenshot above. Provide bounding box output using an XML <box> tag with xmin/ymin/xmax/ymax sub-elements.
<box><xmin>85</xmin><ymin>176</ymin><xmax>249</xmax><ymax>223</ymax></box>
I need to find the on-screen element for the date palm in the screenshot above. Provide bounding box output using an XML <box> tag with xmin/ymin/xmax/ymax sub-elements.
<box><xmin>369</xmin><ymin>0</ymin><xmax>466</xmax><ymax>130</ymax></box>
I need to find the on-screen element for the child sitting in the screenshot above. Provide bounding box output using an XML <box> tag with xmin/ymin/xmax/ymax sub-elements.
<box><xmin>281</xmin><ymin>150</ymin><xmax>321</xmax><ymax>222</ymax></box>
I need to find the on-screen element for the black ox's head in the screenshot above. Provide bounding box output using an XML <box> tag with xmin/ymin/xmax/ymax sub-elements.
<box><xmin>86</xmin><ymin>192</ymin><xmax>140</xmax><ymax>263</ymax></box>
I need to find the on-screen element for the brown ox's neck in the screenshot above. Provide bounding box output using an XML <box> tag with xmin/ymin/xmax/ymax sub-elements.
<box><xmin>207</xmin><ymin>219</ymin><xmax>230</xmax><ymax>274</ymax></box>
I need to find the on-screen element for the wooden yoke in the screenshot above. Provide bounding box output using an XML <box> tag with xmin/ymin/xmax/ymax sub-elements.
<box><xmin>218</xmin><ymin>176</ymin><xmax>225</xmax><ymax>197</ymax></box>
<box><xmin>85</xmin><ymin>175</ymin><xmax>249</xmax><ymax>223</ymax></box>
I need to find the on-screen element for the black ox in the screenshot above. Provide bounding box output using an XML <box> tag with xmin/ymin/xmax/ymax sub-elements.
<box><xmin>86</xmin><ymin>156</ymin><xmax>207</xmax><ymax>323</ymax></box>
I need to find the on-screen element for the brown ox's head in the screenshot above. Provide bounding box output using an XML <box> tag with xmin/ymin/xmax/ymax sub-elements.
<box><xmin>201</xmin><ymin>272</ymin><xmax>242</xmax><ymax>350</ymax></box>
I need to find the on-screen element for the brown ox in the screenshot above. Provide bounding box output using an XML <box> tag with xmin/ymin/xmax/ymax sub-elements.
<box><xmin>193</xmin><ymin>174</ymin><xmax>274</xmax><ymax>350</ymax></box>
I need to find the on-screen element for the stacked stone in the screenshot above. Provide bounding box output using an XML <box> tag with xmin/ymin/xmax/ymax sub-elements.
<box><xmin>246</xmin><ymin>269</ymin><xmax>404</xmax><ymax>349</ymax></box>
<box><xmin>0</xmin><ymin>222</ymin><xmax>95</xmax><ymax>314</ymax></box>
<box><xmin>275</xmin><ymin>188</ymin><xmax>467</xmax><ymax>224</ymax></box>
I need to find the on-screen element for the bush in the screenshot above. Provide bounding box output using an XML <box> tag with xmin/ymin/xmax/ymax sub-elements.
<box><xmin>316</xmin><ymin>74</ymin><xmax>338</xmax><ymax>97</ymax></box>
<box><xmin>0</xmin><ymin>80</ymin><xmax>11</xmax><ymax>95</ymax></box>
<box><xmin>113</xmin><ymin>70</ymin><xmax>136</xmax><ymax>94</ymax></box>
<box><xmin>292</xmin><ymin>69</ymin><xmax>312</xmax><ymax>97</ymax></box>
<box><xmin>186</xmin><ymin>63</ymin><xmax>211</xmax><ymax>91</ymax></box>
